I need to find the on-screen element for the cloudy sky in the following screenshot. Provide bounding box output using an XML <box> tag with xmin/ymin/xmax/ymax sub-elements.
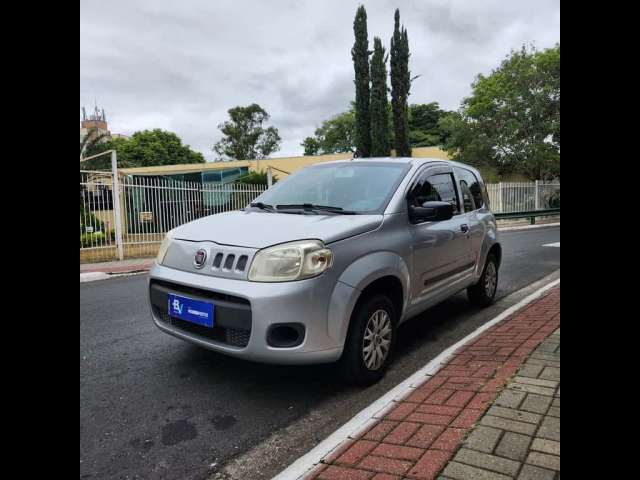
<box><xmin>80</xmin><ymin>0</ymin><xmax>559</xmax><ymax>161</ymax></box>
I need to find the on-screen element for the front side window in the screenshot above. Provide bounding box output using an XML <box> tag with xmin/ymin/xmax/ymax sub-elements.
<box><xmin>456</xmin><ymin>168</ymin><xmax>485</xmax><ymax>210</ymax></box>
<box><xmin>408</xmin><ymin>172</ymin><xmax>460</xmax><ymax>216</ymax></box>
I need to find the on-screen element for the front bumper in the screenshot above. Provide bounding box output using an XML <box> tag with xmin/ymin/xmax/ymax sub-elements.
<box><xmin>148</xmin><ymin>263</ymin><xmax>351</xmax><ymax>364</ymax></box>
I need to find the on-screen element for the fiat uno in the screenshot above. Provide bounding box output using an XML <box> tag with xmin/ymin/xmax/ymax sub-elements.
<box><xmin>148</xmin><ymin>158</ymin><xmax>501</xmax><ymax>384</ymax></box>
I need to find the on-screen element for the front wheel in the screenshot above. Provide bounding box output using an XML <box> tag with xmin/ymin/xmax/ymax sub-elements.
<box><xmin>339</xmin><ymin>294</ymin><xmax>397</xmax><ymax>386</ymax></box>
<box><xmin>467</xmin><ymin>253</ymin><xmax>499</xmax><ymax>307</ymax></box>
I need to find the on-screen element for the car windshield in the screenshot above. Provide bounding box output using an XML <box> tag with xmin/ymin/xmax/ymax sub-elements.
<box><xmin>253</xmin><ymin>162</ymin><xmax>411</xmax><ymax>214</ymax></box>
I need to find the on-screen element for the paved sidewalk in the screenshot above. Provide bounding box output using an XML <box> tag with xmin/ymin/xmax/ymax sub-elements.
<box><xmin>304</xmin><ymin>287</ymin><xmax>560</xmax><ymax>480</ymax></box>
<box><xmin>442</xmin><ymin>329</ymin><xmax>560</xmax><ymax>480</ymax></box>
<box><xmin>80</xmin><ymin>257</ymin><xmax>153</xmax><ymax>274</ymax></box>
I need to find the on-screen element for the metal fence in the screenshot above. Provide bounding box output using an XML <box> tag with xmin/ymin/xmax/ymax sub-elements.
<box><xmin>485</xmin><ymin>181</ymin><xmax>560</xmax><ymax>213</ymax></box>
<box><xmin>80</xmin><ymin>171</ymin><xmax>267</xmax><ymax>263</ymax></box>
<box><xmin>80</xmin><ymin>171</ymin><xmax>118</xmax><ymax>263</ymax></box>
<box><xmin>81</xmin><ymin>172</ymin><xmax>559</xmax><ymax>263</ymax></box>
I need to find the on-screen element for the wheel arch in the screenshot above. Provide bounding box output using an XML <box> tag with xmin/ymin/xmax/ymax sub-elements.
<box><xmin>488</xmin><ymin>242</ymin><xmax>502</xmax><ymax>267</ymax></box>
<box><xmin>327</xmin><ymin>251</ymin><xmax>409</xmax><ymax>346</ymax></box>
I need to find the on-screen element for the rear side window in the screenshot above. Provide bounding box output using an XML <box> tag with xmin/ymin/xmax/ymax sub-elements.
<box><xmin>408</xmin><ymin>172</ymin><xmax>460</xmax><ymax>215</ymax></box>
<box><xmin>456</xmin><ymin>168</ymin><xmax>484</xmax><ymax>210</ymax></box>
<box><xmin>459</xmin><ymin>180</ymin><xmax>475</xmax><ymax>212</ymax></box>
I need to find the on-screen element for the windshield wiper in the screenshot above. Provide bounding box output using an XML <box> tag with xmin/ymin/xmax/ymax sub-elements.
<box><xmin>249</xmin><ymin>202</ymin><xmax>275</xmax><ymax>212</ymax></box>
<box><xmin>275</xmin><ymin>203</ymin><xmax>358</xmax><ymax>215</ymax></box>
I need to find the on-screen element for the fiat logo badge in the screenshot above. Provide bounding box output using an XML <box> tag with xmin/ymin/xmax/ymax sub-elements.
<box><xmin>194</xmin><ymin>249</ymin><xmax>207</xmax><ymax>268</ymax></box>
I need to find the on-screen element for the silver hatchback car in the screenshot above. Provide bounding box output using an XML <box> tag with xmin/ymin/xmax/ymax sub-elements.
<box><xmin>149</xmin><ymin>157</ymin><xmax>501</xmax><ymax>384</ymax></box>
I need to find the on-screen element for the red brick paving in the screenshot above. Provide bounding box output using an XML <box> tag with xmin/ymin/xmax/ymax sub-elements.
<box><xmin>383</xmin><ymin>422</ymin><xmax>422</xmax><ymax>445</ymax></box>
<box><xmin>405</xmin><ymin>424</ymin><xmax>445</xmax><ymax>449</ymax></box>
<box><xmin>336</xmin><ymin>441</ymin><xmax>378</xmax><ymax>466</ymax></box>
<box><xmin>371</xmin><ymin>474</ymin><xmax>401</xmax><ymax>480</ymax></box>
<box><xmin>306</xmin><ymin>287</ymin><xmax>560</xmax><ymax>480</ymax></box>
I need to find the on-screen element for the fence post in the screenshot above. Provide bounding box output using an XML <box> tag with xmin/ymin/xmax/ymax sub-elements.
<box><xmin>111</xmin><ymin>150</ymin><xmax>124</xmax><ymax>261</ymax></box>
<box><xmin>267</xmin><ymin>167</ymin><xmax>273</xmax><ymax>188</ymax></box>
<box><xmin>535</xmin><ymin>180</ymin><xmax>540</xmax><ymax>211</ymax></box>
<box><xmin>498</xmin><ymin>182</ymin><xmax>503</xmax><ymax>213</ymax></box>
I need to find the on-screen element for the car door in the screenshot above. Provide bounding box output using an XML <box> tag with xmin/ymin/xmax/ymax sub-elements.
<box><xmin>407</xmin><ymin>165</ymin><xmax>474</xmax><ymax>305</ymax></box>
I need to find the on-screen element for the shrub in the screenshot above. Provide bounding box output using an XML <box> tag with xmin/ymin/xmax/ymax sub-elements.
<box><xmin>548</xmin><ymin>191</ymin><xmax>560</xmax><ymax>208</ymax></box>
<box><xmin>240</xmin><ymin>171</ymin><xmax>277</xmax><ymax>185</ymax></box>
<box><xmin>80</xmin><ymin>202</ymin><xmax>106</xmax><ymax>232</ymax></box>
<box><xmin>80</xmin><ymin>231</ymin><xmax>115</xmax><ymax>248</ymax></box>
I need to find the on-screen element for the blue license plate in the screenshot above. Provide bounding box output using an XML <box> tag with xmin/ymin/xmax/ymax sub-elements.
<box><xmin>167</xmin><ymin>293</ymin><xmax>215</xmax><ymax>328</ymax></box>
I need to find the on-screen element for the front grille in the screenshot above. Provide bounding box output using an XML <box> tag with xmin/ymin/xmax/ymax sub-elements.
<box><xmin>151</xmin><ymin>279</ymin><xmax>250</xmax><ymax>306</ymax></box>
<box><xmin>150</xmin><ymin>279</ymin><xmax>251</xmax><ymax>348</ymax></box>
<box><xmin>223</xmin><ymin>254</ymin><xmax>236</xmax><ymax>270</ymax></box>
<box><xmin>236</xmin><ymin>255</ymin><xmax>248</xmax><ymax>271</ymax></box>
<box><xmin>226</xmin><ymin>328</ymin><xmax>252</xmax><ymax>347</ymax></box>
<box><xmin>211</xmin><ymin>251</ymin><xmax>248</xmax><ymax>272</ymax></box>
<box><xmin>154</xmin><ymin>308</ymin><xmax>251</xmax><ymax>348</ymax></box>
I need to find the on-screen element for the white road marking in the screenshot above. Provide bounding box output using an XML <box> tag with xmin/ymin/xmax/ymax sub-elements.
<box><xmin>273</xmin><ymin>277</ymin><xmax>561</xmax><ymax>480</ymax></box>
<box><xmin>542</xmin><ymin>242</ymin><xmax>560</xmax><ymax>247</ymax></box>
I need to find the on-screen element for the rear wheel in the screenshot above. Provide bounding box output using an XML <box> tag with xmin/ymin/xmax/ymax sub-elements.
<box><xmin>339</xmin><ymin>294</ymin><xmax>397</xmax><ymax>386</ymax></box>
<box><xmin>467</xmin><ymin>253</ymin><xmax>499</xmax><ymax>307</ymax></box>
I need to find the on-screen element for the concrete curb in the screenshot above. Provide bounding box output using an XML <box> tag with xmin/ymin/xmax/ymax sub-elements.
<box><xmin>80</xmin><ymin>272</ymin><xmax>112</xmax><ymax>283</ymax></box>
<box><xmin>80</xmin><ymin>270</ymin><xmax>148</xmax><ymax>283</ymax></box>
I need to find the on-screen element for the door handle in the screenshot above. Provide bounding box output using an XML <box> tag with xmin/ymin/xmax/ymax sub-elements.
<box><xmin>460</xmin><ymin>224</ymin><xmax>469</xmax><ymax>233</ymax></box>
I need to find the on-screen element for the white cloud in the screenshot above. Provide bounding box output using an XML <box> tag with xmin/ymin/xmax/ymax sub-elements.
<box><xmin>80</xmin><ymin>0</ymin><xmax>559</xmax><ymax>160</ymax></box>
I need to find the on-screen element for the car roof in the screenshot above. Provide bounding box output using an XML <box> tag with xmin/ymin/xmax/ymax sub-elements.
<box><xmin>311</xmin><ymin>157</ymin><xmax>480</xmax><ymax>173</ymax></box>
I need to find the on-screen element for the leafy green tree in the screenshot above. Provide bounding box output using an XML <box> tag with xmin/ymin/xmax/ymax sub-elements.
<box><xmin>80</xmin><ymin>127</ymin><xmax>110</xmax><ymax>160</ymax></box>
<box><xmin>441</xmin><ymin>44</ymin><xmax>560</xmax><ymax>180</ymax></box>
<box><xmin>301</xmin><ymin>109</ymin><xmax>356</xmax><ymax>155</ymax></box>
<box><xmin>82</xmin><ymin>129</ymin><xmax>204</xmax><ymax>170</ymax></box>
<box><xmin>351</xmin><ymin>5</ymin><xmax>372</xmax><ymax>157</ymax></box>
<box><xmin>301</xmin><ymin>136</ymin><xmax>322</xmax><ymax>156</ymax></box>
<box><xmin>408</xmin><ymin>103</ymin><xmax>452</xmax><ymax>147</ymax></box>
<box><xmin>438</xmin><ymin>112</ymin><xmax>493</xmax><ymax>167</ymax></box>
<box><xmin>370</xmin><ymin>37</ymin><xmax>391</xmax><ymax>156</ymax></box>
<box><xmin>213</xmin><ymin>104</ymin><xmax>281</xmax><ymax>160</ymax></box>
<box><xmin>80</xmin><ymin>136</ymin><xmax>128</xmax><ymax>170</ymax></box>
<box><xmin>390</xmin><ymin>9</ymin><xmax>411</xmax><ymax>157</ymax></box>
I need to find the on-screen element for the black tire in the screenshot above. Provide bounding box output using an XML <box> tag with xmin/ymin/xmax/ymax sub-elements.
<box><xmin>339</xmin><ymin>294</ymin><xmax>397</xmax><ymax>386</ymax></box>
<box><xmin>467</xmin><ymin>253</ymin><xmax>499</xmax><ymax>307</ymax></box>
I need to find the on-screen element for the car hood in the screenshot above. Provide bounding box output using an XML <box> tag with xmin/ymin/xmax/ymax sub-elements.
<box><xmin>172</xmin><ymin>210</ymin><xmax>383</xmax><ymax>249</ymax></box>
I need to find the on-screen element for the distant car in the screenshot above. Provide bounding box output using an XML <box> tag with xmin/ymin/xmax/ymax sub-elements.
<box><xmin>149</xmin><ymin>158</ymin><xmax>501</xmax><ymax>385</ymax></box>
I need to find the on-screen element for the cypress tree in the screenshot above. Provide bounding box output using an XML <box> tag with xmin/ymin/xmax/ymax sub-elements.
<box><xmin>370</xmin><ymin>37</ymin><xmax>390</xmax><ymax>156</ymax></box>
<box><xmin>351</xmin><ymin>5</ymin><xmax>371</xmax><ymax>157</ymax></box>
<box><xmin>390</xmin><ymin>9</ymin><xmax>411</xmax><ymax>157</ymax></box>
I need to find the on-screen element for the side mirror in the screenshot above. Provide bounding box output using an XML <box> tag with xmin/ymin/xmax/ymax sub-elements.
<box><xmin>409</xmin><ymin>201</ymin><xmax>454</xmax><ymax>222</ymax></box>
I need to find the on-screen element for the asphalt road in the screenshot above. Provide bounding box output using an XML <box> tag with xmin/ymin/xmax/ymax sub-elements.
<box><xmin>80</xmin><ymin>225</ymin><xmax>560</xmax><ymax>480</ymax></box>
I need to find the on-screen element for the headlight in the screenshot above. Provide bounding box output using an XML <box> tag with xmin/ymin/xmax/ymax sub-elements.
<box><xmin>156</xmin><ymin>229</ymin><xmax>175</xmax><ymax>265</ymax></box>
<box><xmin>248</xmin><ymin>240</ymin><xmax>333</xmax><ymax>282</ymax></box>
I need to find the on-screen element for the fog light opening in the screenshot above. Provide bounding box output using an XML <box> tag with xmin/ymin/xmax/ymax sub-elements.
<box><xmin>267</xmin><ymin>324</ymin><xmax>305</xmax><ymax>348</ymax></box>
